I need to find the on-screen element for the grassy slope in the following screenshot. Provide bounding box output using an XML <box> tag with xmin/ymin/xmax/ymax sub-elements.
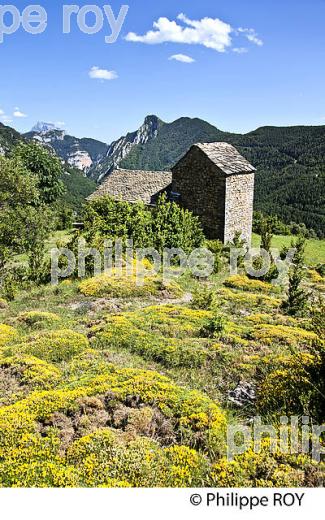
<box><xmin>1</xmin><ymin>232</ymin><xmax>324</xmax><ymax>487</ymax></box>
<box><xmin>45</xmin><ymin>231</ymin><xmax>325</xmax><ymax>266</ymax></box>
<box><xmin>121</xmin><ymin>121</ymin><xmax>325</xmax><ymax>237</ymax></box>
<box><xmin>252</xmin><ymin>233</ymin><xmax>325</xmax><ymax>265</ymax></box>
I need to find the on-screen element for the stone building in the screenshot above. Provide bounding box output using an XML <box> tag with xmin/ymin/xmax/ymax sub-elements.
<box><xmin>171</xmin><ymin>143</ymin><xmax>255</xmax><ymax>243</ymax></box>
<box><xmin>87</xmin><ymin>168</ymin><xmax>172</xmax><ymax>204</ymax></box>
<box><xmin>88</xmin><ymin>142</ymin><xmax>255</xmax><ymax>244</ymax></box>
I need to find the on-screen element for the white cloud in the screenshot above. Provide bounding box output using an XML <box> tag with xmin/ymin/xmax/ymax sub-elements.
<box><xmin>126</xmin><ymin>13</ymin><xmax>233</xmax><ymax>52</ymax></box>
<box><xmin>169</xmin><ymin>53</ymin><xmax>195</xmax><ymax>63</ymax></box>
<box><xmin>13</xmin><ymin>107</ymin><xmax>27</xmax><ymax>118</ymax></box>
<box><xmin>0</xmin><ymin>115</ymin><xmax>13</xmax><ymax>124</ymax></box>
<box><xmin>0</xmin><ymin>108</ymin><xmax>14</xmax><ymax>124</ymax></box>
<box><xmin>89</xmin><ymin>66</ymin><xmax>118</xmax><ymax>81</ymax></box>
<box><xmin>233</xmin><ymin>47</ymin><xmax>248</xmax><ymax>54</ymax></box>
<box><xmin>238</xmin><ymin>28</ymin><xmax>263</xmax><ymax>46</ymax></box>
<box><xmin>126</xmin><ymin>14</ymin><xmax>263</xmax><ymax>55</ymax></box>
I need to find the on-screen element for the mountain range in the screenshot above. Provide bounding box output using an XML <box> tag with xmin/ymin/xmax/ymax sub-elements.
<box><xmin>24</xmin><ymin>127</ymin><xmax>107</xmax><ymax>173</ymax></box>
<box><xmin>0</xmin><ymin>116</ymin><xmax>324</xmax><ymax>236</ymax></box>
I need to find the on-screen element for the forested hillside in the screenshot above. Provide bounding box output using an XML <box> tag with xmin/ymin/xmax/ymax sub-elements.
<box><xmin>121</xmin><ymin>120</ymin><xmax>325</xmax><ymax>237</ymax></box>
<box><xmin>61</xmin><ymin>168</ymin><xmax>96</xmax><ymax>212</ymax></box>
<box><xmin>0</xmin><ymin>123</ymin><xmax>21</xmax><ymax>155</ymax></box>
<box><xmin>235</xmin><ymin>126</ymin><xmax>325</xmax><ymax>237</ymax></box>
<box><xmin>1</xmin><ymin>118</ymin><xmax>324</xmax><ymax>235</ymax></box>
<box><xmin>0</xmin><ymin>123</ymin><xmax>96</xmax><ymax>214</ymax></box>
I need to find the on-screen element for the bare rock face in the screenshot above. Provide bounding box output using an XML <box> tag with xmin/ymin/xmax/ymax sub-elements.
<box><xmin>228</xmin><ymin>382</ymin><xmax>256</xmax><ymax>407</ymax></box>
<box><xmin>94</xmin><ymin>115</ymin><xmax>163</xmax><ymax>182</ymax></box>
<box><xmin>24</xmin><ymin>126</ymin><xmax>107</xmax><ymax>174</ymax></box>
<box><xmin>67</xmin><ymin>150</ymin><xmax>93</xmax><ymax>171</ymax></box>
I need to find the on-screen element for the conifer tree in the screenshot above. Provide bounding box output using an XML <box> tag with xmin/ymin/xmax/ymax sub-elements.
<box><xmin>281</xmin><ymin>235</ymin><xmax>308</xmax><ymax>315</ymax></box>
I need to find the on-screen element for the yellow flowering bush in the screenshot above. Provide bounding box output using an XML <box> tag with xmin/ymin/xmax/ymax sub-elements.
<box><xmin>247</xmin><ymin>313</ymin><xmax>299</xmax><ymax>326</ymax></box>
<box><xmin>0</xmin><ymin>324</ymin><xmax>18</xmax><ymax>347</ymax></box>
<box><xmin>250</xmin><ymin>324</ymin><xmax>318</xmax><ymax>347</ymax></box>
<box><xmin>78</xmin><ymin>264</ymin><xmax>183</xmax><ymax>299</ymax></box>
<box><xmin>16</xmin><ymin>330</ymin><xmax>89</xmax><ymax>363</ymax></box>
<box><xmin>224</xmin><ymin>275</ymin><xmax>279</xmax><ymax>294</ymax></box>
<box><xmin>66</xmin><ymin>430</ymin><xmax>209</xmax><ymax>487</ymax></box>
<box><xmin>218</xmin><ymin>288</ymin><xmax>280</xmax><ymax>309</ymax></box>
<box><xmin>211</xmin><ymin>440</ymin><xmax>311</xmax><ymax>487</ymax></box>
<box><xmin>116</xmin><ymin>305</ymin><xmax>213</xmax><ymax>337</ymax></box>
<box><xmin>308</xmin><ymin>269</ymin><xmax>324</xmax><ymax>284</ymax></box>
<box><xmin>257</xmin><ymin>353</ymin><xmax>318</xmax><ymax>414</ymax></box>
<box><xmin>0</xmin><ymin>362</ymin><xmax>226</xmax><ymax>485</ymax></box>
<box><xmin>94</xmin><ymin>305</ymin><xmax>217</xmax><ymax>367</ymax></box>
<box><xmin>164</xmin><ymin>445</ymin><xmax>209</xmax><ymax>487</ymax></box>
<box><xmin>0</xmin><ymin>355</ymin><xmax>61</xmax><ymax>390</ymax></box>
<box><xmin>18</xmin><ymin>311</ymin><xmax>60</xmax><ymax>328</ymax></box>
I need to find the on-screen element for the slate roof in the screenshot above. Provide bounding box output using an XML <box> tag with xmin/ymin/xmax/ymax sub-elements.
<box><xmin>87</xmin><ymin>169</ymin><xmax>172</xmax><ymax>204</ymax></box>
<box><xmin>191</xmin><ymin>142</ymin><xmax>256</xmax><ymax>175</ymax></box>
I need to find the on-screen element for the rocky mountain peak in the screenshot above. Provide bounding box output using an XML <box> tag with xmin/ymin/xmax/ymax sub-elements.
<box><xmin>94</xmin><ymin>115</ymin><xmax>165</xmax><ymax>182</ymax></box>
<box><xmin>31</xmin><ymin>121</ymin><xmax>62</xmax><ymax>133</ymax></box>
<box><xmin>137</xmin><ymin>115</ymin><xmax>162</xmax><ymax>144</ymax></box>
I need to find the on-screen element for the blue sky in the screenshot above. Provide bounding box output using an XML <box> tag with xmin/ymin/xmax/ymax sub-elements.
<box><xmin>0</xmin><ymin>0</ymin><xmax>325</xmax><ymax>143</ymax></box>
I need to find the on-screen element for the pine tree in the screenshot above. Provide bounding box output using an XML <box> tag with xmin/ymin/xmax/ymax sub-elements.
<box><xmin>281</xmin><ymin>235</ymin><xmax>308</xmax><ymax>315</ymax></box>
<box><xmin>260</xmin><ymin>215</ymin><xmax>276</xmax><ymax>253</ymax></box>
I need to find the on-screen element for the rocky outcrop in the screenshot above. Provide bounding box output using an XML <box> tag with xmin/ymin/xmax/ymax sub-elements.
<box><xmin>31</xmin><ymin>121</ymin><xmax>61</xmax><ymax>133</ymax></box>
<box><xmin>25</xmin><ymin>128</ymin><xmax>107</xmax><ymax>174</ymax></box>
<box><xmin>91</xmin><ymin>115</ymin><xmax>163</xmax><ymax>182</ymax></box>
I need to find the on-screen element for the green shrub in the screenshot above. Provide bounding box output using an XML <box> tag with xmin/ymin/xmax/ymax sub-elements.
<box><xmin>199</xmin><ymin>315</ymin><xmax>227</xmax><ymax>338</ymax></box>
<box><xmin>282</xmin><ymin>236</ymin><xmax>309</xmax><ymax>316</ymax></box>
<box><xmin>82</xmin><ymin>193</ymin><xmax>204</xmax><ymax>255</ymax></box>
<box><xmin>205</xmin><ymin>240</ymin><xmax>224</xmax><ymax>273</ymax></box>
<box><xmin>191</xmin><ymin>287</ymin><xmax>218</xmax><ymax>311</ymax></box>
<box><xmin>18</xmin><ymin>311</ymin><xmax>60</xmax><ymax>328</ymax></box>
<box><xmin>315</xmin><ymin>263</ymin><xmax>325</xmax><ymax>277</ymax></box>
<box><xmin>17</xmin><ymin>329</ymin><xmax>89</xmax><ymax>363</ymax></box>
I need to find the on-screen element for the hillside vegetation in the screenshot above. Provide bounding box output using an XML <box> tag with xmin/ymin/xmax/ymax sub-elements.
<box><xmin>0</xmin><ymin>240</ymin><xmax>324</xmax><ymax>486</ymax></box>
<box><xmin>0</xmin><ymin>123</ymin><xmax>96</xmax><ymax>215</ymax></box>
<box><xmin>0</xmin><ymin>123</ymin><xmax>21</xmax><ymax>155</ymax></box>
<box><xmin>121</xmin><ymin>119</ymin><xmax>325</xmax><ymax>237</ymax></box>
<box><xmin>1</xmin><ymin>118</ymin><xmax>324</xmax><ymax>235</ymax></box>
<box><xmin>61</xmin><ymin>168</ymin><xmax>96</xmax><ymax>212</ymax></box>
<box><xmin>0</xmin><ymin>151</ymin><xmax>324</xmax><ymax>486</ymax></box>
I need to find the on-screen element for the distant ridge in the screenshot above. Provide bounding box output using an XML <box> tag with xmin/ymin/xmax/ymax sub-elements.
<box><xmin>0</xmin><ymin>115</ymin><xmax>324</xmax><ymax>236</ymax></box>
<box><xmin>90</xmin><ymin>115</ymin><xmax>325</xmax><ymax>237</ymax></box>
<box><xmin>31</xmin><ymin>122</ymin><xmax>62</xmax><ymax>133</ymax></box>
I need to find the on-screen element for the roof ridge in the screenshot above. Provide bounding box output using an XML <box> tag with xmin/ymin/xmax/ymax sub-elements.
<box><xmin>191</xmin><ymin>141</ymin><xmax>255</xmax><ymax>175</ymax></box>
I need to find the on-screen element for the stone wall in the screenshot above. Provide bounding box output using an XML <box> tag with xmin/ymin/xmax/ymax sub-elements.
<box><xmin>172</xmin><ymin>146</ymin><xmax>255</xmax><ymax>244</ymax></box>
<box><xmin>172</xmin><ymin>147</ymin><xmax>226</xmax><ymax>240</ymax></box>
<box><xmin>224</xmin><ymin>173</ymin><xmax>255</xmax><ymax>244</ymax></box>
